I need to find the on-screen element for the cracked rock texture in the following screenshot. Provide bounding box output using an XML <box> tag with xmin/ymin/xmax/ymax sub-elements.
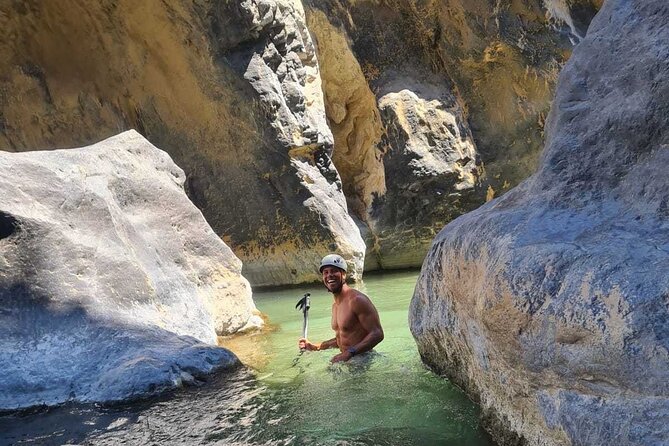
<box><xmin>223</xmin><ymin>0</ymin><xmax>365</xmax><ymax>284</ymax></box>
<box><xmin>0</xmin><ymin>131</ymin><xmax>262</xmax><ymax>410</ymax></box>
<box><xmin>0</xmin><ymin>0</ymin><xmax>602</xmax><ymax>283</ymax></box>
<box><xmin>369</xmin><ymin>87</ymin><xmax>480</xmax><ymax>269</ymax></box>
<box><xmin>410</xmin><ymin>1</ymin><xmax>669</xmax><ymax>444</ymax></box>
<box><xmin>304</xmin><ymin>0</ymin><xmax>599</xmax><ymax>269</ymax></box>
<box><xmin>0</xmin><ymin>0</ymin><xmax>364</xmax><ymax>287</ymax></box>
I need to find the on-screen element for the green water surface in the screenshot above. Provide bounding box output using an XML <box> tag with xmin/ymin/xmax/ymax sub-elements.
<box><xmin>223</xmin><ymin>270</ymin><xmax>494</xmax><ymax>445</ymax></box>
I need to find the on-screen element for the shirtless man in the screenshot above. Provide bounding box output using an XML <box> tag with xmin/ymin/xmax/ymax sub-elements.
<box><xmin>298</xmin><ymin>254</ymin><xmax>384</xmax><ymax>363</ymax></box>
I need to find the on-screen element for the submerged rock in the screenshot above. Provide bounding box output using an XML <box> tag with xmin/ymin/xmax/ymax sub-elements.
<box><xmin>0</xmin><ymin>131</ymin><xmax>260</xmax><ymax>410</ymax></box>
<box><xmin>411</xmin><ymin>1</ymin><xmax>669</xmax><ymax>444</ymax></box>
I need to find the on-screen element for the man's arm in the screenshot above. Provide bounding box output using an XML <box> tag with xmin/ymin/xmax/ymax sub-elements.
<box><xmin>299</xmin><ymin>337</ymin><xmax>338</xmax><ymax>351</ymax></box>
<box><xmin>331</xmin><ymin>294</ymin><xmax>384</xmax><ymax>362</ymax></box>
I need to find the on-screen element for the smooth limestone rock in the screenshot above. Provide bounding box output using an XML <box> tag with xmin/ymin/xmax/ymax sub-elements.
<box><xmin>411</xmin><ymin>1</ymin><xmax>669</xmax><ymax>445</ymax></box>
<box><xmin>0</xmin><ymin>130</ymin><xmax>261</xmax><ymax>410</ymax></box>
<box><xmin>0</xmin><ymin>0</ymin><xmax>599</xmax><ymax>283</ymax></box>
<box><xmin>0</xmin><ymin>0</ymin><xmax>364</xmax><ymax>287</ymax></box>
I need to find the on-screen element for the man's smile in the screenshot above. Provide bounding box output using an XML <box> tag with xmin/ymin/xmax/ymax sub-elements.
<box><xmin>325</xmin><ymin>278</ymin><xmax>341</xmax><ymax>290</ymax></box>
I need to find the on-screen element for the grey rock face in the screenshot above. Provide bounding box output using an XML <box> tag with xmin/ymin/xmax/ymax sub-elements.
<box><xmin>411</xmin><ymin>1</ymin><xmax>669</xmax><ymax>445</ymax></box>
<box><xmin>0</xmin><ymin>131</ymin><xmax>259</xmax><ymax>410</ymax></box>
<box><xmin>236</xmin><ymin>0</ymin><xmax>333</xmax><ymax>150</ymax></box>
<box><xmin>367</xmin><ymin>86</ymin><xmax>481</xmax><ymax>269</ymax></box>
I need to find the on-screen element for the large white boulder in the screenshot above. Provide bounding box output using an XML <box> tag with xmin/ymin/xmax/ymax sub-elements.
<box><xmin>0</xmin><ymin>130</ymin><xmax>261</xmax><ymax>410</ymax></box>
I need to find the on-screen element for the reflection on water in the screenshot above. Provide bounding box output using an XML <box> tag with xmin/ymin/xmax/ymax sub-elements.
<box><xmin>1</xmin><ymin>368</ymin><xmax>285</xmax><ymax>446</ymax></box>
<box><xmin>0</xmin><ymin>271</ymin><xmax>494</xmax><ymax>446</ymax></box>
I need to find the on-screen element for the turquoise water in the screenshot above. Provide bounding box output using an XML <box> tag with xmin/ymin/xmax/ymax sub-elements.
<box><xmin>220</xmin><ymin>270</ymin><xmax>494</xmax><ymax>445</ymax></box>
<box><xmin>0</xmin><ymin>271</ymin><xmax>493</xmax><ymax>446</ymax></box>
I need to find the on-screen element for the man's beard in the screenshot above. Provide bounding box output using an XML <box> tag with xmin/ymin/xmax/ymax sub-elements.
<box><xmin>325</xmin><ymin>281</ymin><xmax>343</xmax><ymax>294</ymax></box>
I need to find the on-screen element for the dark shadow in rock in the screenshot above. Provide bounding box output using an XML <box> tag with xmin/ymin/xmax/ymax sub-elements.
<box><xmin>0</xmin><ymin>211</ymin><xmax>18</xmax><ymax>240</ymax></box>
<box><xmin>0</xmin><ymin>281</ymin><xmax>240</xmax><ymax>413</ymax></box>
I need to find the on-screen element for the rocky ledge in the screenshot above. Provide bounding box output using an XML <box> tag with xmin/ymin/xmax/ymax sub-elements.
<box><xmin>0</xmin><ymin>131</ymin><xmax>262</xmax><ymax>411</ymax></box>
<box><xmin>411</xmin><ymin>1</ymin><xmax>669</xmax><ymax>445</ymax></box>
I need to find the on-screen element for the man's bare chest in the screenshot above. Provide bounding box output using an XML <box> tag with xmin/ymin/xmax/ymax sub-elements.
<box><xmin>332</xmin><ymin>303</ymin><xmax>358</xmax><ymax>332</ymax></box>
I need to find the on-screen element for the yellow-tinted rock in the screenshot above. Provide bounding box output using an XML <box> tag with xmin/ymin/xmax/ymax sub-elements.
<box><xmin>305</xmin><ymin>9</ymin><xmax>385</xmax><ymax>219</ymax></box>
<box><xmin>0</xmin><ymin>0</ymin><xmax>365</xmax><ymax>286</ymax></box>
<box><xmin>304</xmin><ymin>0</ymin><xmax>599</xmax><ymax>270</ymax></box>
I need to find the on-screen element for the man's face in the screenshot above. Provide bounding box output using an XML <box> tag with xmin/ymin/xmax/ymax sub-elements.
<box><xmin>322</xmin><ymin>266</ymin><xmax>345</xmax><ymax>293</ymax></box>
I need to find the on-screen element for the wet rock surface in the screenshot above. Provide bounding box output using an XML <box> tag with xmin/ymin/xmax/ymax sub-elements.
<box><xmin>0</xmin><ymin>131</ymin><xmax>256</xmax><ymax>410</ymax></box>
<box><xmin>411</xmin><ymin>1</ymin><xmax>669</xmax><ymax>444</ymax></box>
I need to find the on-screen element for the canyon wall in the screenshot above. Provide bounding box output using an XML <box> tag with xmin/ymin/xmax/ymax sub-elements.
<box><xmin>411</xmin><ymin>1</ymin><xmax>669</xmax><ymax>444</ymax></box>
<box><xmin>304</xmin><ymin>0</ymin><xmax>599</xmax><ymax>269</ymax></box>
<box><xmin>0</xmin><ymin>0</ymin><xmax>363</xmax><ymax>287</ymax></box>
<box><xmin>1</xmin><ymin>0</ymin><xmax>599</xmax><ymax>283</ymax></box>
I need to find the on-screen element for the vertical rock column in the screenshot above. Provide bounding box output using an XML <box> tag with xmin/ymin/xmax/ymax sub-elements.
<box><xmin>224</xmin><ymin>0</ymin><xmax>365</xmax><ymax>285</ymax></box>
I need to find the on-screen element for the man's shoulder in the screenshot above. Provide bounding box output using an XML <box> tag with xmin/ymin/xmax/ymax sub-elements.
<box><xmin>348</xmin><ymin>289</ymin><xmax>374</xmax><ymax>308</ymax></box>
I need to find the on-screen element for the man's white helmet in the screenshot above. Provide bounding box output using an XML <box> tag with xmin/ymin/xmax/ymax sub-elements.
<box><xmin>319</xmin><ymin>254</ymin><xmax>348</xmax><ymax>273</ymax></box>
